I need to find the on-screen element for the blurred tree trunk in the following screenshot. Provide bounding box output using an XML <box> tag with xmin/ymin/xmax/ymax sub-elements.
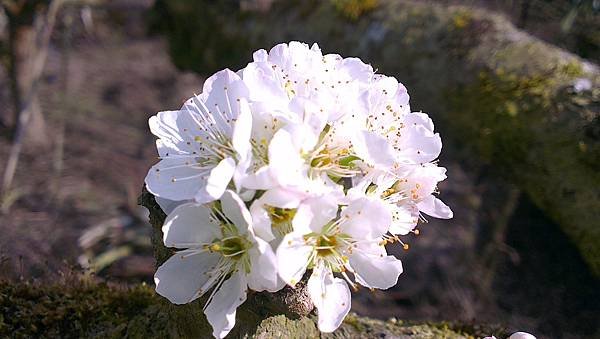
<box><xmin>1</xmin><ymin>0</ymin><xmax>60</xmax><ymax>196</ymax></box>
<box><xmin>3</xmin><ymin>0</ymin><xmax>49</xmax><ymax>143</ymax></box>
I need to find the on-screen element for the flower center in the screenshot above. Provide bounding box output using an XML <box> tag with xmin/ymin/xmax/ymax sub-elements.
<box><xmin>304</xmin><ymin>226</ymin><xmax>353</xmax><ymax>273</ymax></box>
<box><xmin>308</xmin><ymin>146</ymin><xmax>359</xmax><ymax>178</ymax></box>
<box><xmin>267</xmin><ymin>206</ymin><xmax>296</xmax><ymax>236</ymax></box>
<box><xmin>207</xmin><ymin>235</ymin><xmax>251</xmax><ymax>261</ymax></box>
<box><xmin>316</xmin><ymin>235</ymin><xmax>338</xmax><ymax>257</ymax></box>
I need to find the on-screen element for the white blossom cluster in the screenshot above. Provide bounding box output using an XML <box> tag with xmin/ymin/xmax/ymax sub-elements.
<box><xmin>145</xmin><ymin>42</ymin><xmax>453</xmax><ymax>338</ymax></box>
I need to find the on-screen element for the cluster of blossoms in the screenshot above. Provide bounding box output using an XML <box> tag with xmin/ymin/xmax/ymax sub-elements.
<box><xmin>145</xmin><ymin>42</ymin><xmax>452</xmax><ymax>338</ymax></box>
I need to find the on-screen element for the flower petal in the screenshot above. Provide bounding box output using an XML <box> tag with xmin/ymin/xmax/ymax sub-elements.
<box><xmin>292</xmin><ymin>195</ymin><xmax>338</xmax><ymax>234</ymax></box>
<box><xmin>145</xmin><ymin>158</ymin><xmax>208</xmax><ymax>201</ymax></box>
<box><xmin>195</xmin><ymin>157</ymin><xmax>235</xmax><ymax>204</ymax></box>
<box><xmin>249</xmin><ymin>200</ymin><xmax>276</xmax><ymax>242</ymax></box>
<box><xmin>276</xmin><ymin>232</ymin><xmax>313</xmax><ymax>286</ymax></box>
<box><xmin>349</xmin><ymin>243</ymin><xmax>403</xmax><ymax>289</ymax></box>
<box><xmin>388</xmin><ymin>203</ymin><xmax>419</xmax><ymax>235</ymax></box>
<box><xmin>201</xmin><ymin>69</ymin><xmax>250</xmax><ymax>136</ymax></box>
<box><xmin>340</xmin><ymin>197</ymin><xmax>391</xmax><ymax>239</ymax></box>
<box><xmin>148</xmin><ymin>110</ymin><xmax>196</xmax><ymax>153</ymax></box>
<box><xmin>398</xmin><ymin>113</ymin><xmax>442</xmax><ymax>163</ymax></box>
<box><xmin>247</xmin><ymin>237</ymin><xmax>281</xmax><ymax>292</ymax></box>
<box><xmin>231</xmin><ymin>99</ymin><xmax>252</xmax><ymax>160</ymax></box>
<box><xmin>417</xmin><ymin>195</ymin><xmax>453</xmax><ymax>219</ymax></box>
<box><xmin>509</xmin><ymin>332</ymin><xmax>536</xmax><ymax>339</ymax></box>
<box><xmin>154</xmin><ymin>249</ymin><xmax>220</xmax><ymax>304</ymax></box>
<box><xmin>155</xmin><ymin>196</ymin><xmax>187</xmax><ymax>215</ymax></box>
<box><xmin>204</xmin><ymin>271</ymin><xmax>248</xmax><ymax>339</ymax></box>
<box><xmin>242</xmin><ymin>62</ymin><xmax>288</xmax><ymax>110</ymax></box>
<box><xmin>268</xmin><ymin>128</ymin><xmax>307</xmax><ymax>187</ymax></box>
<box><xmin>352</xmin><ymin>130</ymin><xmax>396</xmax><ymax>168</ymax></box>
<box><xmin>220</xmin><ymin>190</ymin><xmax>252</xmax><ymax>234</ymax></box>
<box><xmin>307</xmin><ymin>264</ymin><xmax>351</xmax><ymax>333</ymax></box>
<box><xmin>162</xmin><ymin>203</ymin><xmax>221</xmax><ymax>248</ymax></box>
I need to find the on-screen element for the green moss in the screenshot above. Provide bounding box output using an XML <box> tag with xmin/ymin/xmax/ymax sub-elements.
<box><xmin>0</xmin><ymin>280</ymin><xmax>170</xmax><ymax>338</ymax></box>
<box><xmin>331</xmin><ymin>0</ymin><xmax>379</xmax><ymax>20</ymax></box>
<box><xmin>0</xmin><ymin>279</ymin><xmax>506</xmax><ymax>338</ymax></box>
<box><xmin>451</xmin><ymin>10</ymin><xmax>473</xmax><ymax>30</ymax></box>
<box><xmin>445</xmin><ymin>62</ymin><xmax>600</xmax><ymax>275</ymax></box>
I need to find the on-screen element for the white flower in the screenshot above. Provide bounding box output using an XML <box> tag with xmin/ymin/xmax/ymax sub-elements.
<box><xmin>276</xmin><ymin>195</ymin><xmax>403</xmax><ymax>332</ymax></box>
<box><xmin>249</xmin><ymin>174</ymin><xmax>345</xmax><ymax>244</ymax></box>
<box><xmin>243</xmin><ymin>41</ymin><xmax>362</xmax><ymax>123</ymax></box>
<box><xmin>509</xmin><ymin>332</ymin><xmax>536</xmax><ymax>339</ymax></box>
<box><xmin>573</xmin><ymin>77</ymin><xmax>592</xmax><ymax>93</ymax></box>
<box><xmin>241</xmin><ymin>42</ymin><xmax>393</xmax><ymax>185</ymax></box>
<box><xmin>154</xmin><ymin>190</ymin><xmax>279</xmax><ymax>338</ymax></box>
<box><xmin>147</xmin><ymin>41</ymin><xmax>454</xmax><ymax>336</ymax></box>
<box><xmin>145</xmin><ymin>69</ymin><xmax>253</xmax><ymax>204</ymax></box>
<box><xmin>484</xmin><ymin>332</ymin><xmax>536</xmax><ymax>339</ymax></box>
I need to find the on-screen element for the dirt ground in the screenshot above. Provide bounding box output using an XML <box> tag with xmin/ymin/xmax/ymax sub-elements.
<box><xmin>0</xmin><ymin>2</ymin><xmax>598</xmax><ymax>338</ymax></box>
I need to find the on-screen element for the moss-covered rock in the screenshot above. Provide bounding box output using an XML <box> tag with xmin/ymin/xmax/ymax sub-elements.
<box><xmin>149</xmin><ymin>0</ymin><xmax>600</xmax><ymax>275</ymax></box>
<box><xmin>0</xmin><ymin>279</ymin><xmax>171</xmax><ymax>338</ymax></box>
<box><xmin>0</xmin><ymin>278</ymin><xmax>508</xmax><ymax>338</ymax></box>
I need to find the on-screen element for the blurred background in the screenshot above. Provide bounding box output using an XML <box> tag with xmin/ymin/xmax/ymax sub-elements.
<box><xmin>0</xmin><ymin>0</ymin><xmax>598</xmax><ymax>338</ymax></box>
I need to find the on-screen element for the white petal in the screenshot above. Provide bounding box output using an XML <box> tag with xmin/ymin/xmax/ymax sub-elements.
<box><xmin>417</xmin><ymin>195</ymin><xmax>453</xmax><ymax>219</ymax></box>
<box><xmin>268</xmin><ymin>129</ymin><xmax>306</xmax><ymax>186</ymax></box>
<box><xmin>339</xmin><ymin>57</ymin><xmax>373</xmax><ymax>85</ymax></box>
<box><xmin>242</xmin><ymin>62</ymin><xmax>288</xmax><ymax>109</ymax></box>
<box><xmin>276</xmin><ymin>232</ymin><xmax>313</xmax><ymax>286</ymax></box>
<box><xmin>349</xmin><ymin>243</ymin><xmax>403</xmax><ymax>289</ymax></box>
<box><xmin>241</xmin><ymin>165</ymin><xmax>276</xmax><ymax>190</ymax></box>
<box><xmin>220</xmin><ymin>190</ymin><xmax>252</xmax><ymax>234</ymax></box>
<box><xmin>404</xmin><ymin>112</ymin><xmax>434</xmax><ymax>132</ymax></box>
<box><xmin>509</xmin><ymin>332</ymin><xmax>536</xmax><ymax>339</ymax></box>
<box><xmin>398</xmin><ymin>113</ymin><xmax>441</xmax><ymax>163</ymax></box>
<box><xmin>145</xmin><ymin>158</ymin><xmax>207</xmax><ymax>201</ymax></box>
<box><xmin>154</xmin><ymin>250</ymin><xmax>220</xmax><ymax>304</ymax></box>
<box><xmin>352</xmin><ymin>131</ymin><xmax>396</xmax><ymax>168</ymax></box>
<box><xmin>288</xmin><ymin>97</ymin><xmax>328</xmax><ymax>135</ymax></box>
<box><xmin>148</xmin><ymin>110</ymin><xmax>196</xmax><ymax>153</ymax></box>
<box><xmin>249</xmin><ymin>200</ymin><xmax>276</xmax><ymax>242</ymax></box>
<box><xmin>204</xmin><ymin>272</ymin><xmax>248</xmax><ymax>339</ymax></box>
<box><xmin>292</xmin><ymin>195</ymin><xmax>338</xmax><ymax>234</ymax></box>
<box><xmin>247</xmin><ymin>237</ymin><xmax>281</xmax><ymax>292</ymax></box>
<box><xmin>260</xmin><ymin>188</ymin><xmax>303</xmax><ymax>208</ymax></box>
<box><xmin>340</xmin><ymin>198</ymin><xmax>391</xmax><ymax>239</ymax></box>
<box><xmin>162</xmin><ymin>203</ymin><xmax>221</xmax><ymax>248</ymax></box>
<box><xmin>195</xmin><ymin>157</ymin><xmax>235</xmax><ymax>204</ymax></box>
<box><xmin>307</xmin><ymin>264</ymin><xmax>351</xmax><ymax>333</ymax></box>
<box><xmin>388</xmin><ymin>204</ymin><xmax>419</xmax><ymax>235</ymax></box>
<box><xmin>231</xmin><ymin>99</ymin><xmax>252</xmax><ymax>160</ymax></box>
<box><xmin>201</xmin><ymin>69</ymin><xmax>249</xmax><ymax>136</ymax></box>
<box><xmin>253</xmin><ymin>49</ymin><xmax>268</xmax><ymax>62</ymax></box>
<box><xmin>155</xmin><ymin>196</ymin><xmax>187</xmax><ymax>215</ymax></box>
